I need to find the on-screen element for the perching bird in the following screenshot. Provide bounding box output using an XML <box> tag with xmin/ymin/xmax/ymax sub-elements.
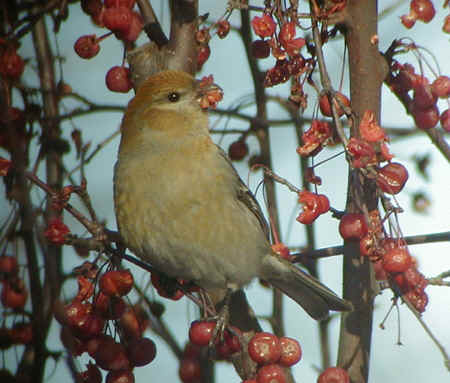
<box><xmin>114</xmin><ymin>70</ymin><xmax>351</xmax><ymax>320</ymax></box>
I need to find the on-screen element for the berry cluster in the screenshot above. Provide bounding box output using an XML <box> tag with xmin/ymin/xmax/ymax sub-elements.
<box><xmin>195</xmin><ymin>19</ymin><xmax>230</xmax><ymax>70</ymax></box>
<box><xmin>333</xmin><ymin>160</ymin><xmax>427</xmax><ymax>313</ymax></box>
<box><xmin>0</xmin><ymin>255</ymin><xmax>32</xmax><ymax>347</ymax></box>
<box><xmin>189</xmin><ymin>320</ymin><xmax>242</xmax><ymax>358</ymax></box>
<box><xmin>179</xmin><ymin>320</ymin><xmax>242</xmax><ymax>382</ymax></box>
<box><xmin>346</xmin><ymin>111</ymin><xmax>394</xmax><ymax>169</ymax></box>
<box><xmin>184</xmin><ymin>323</ymin><xmax>303</xmax><ymax>383</ymax></box>
<box><xmin>56</xmin><ymin>262</ymin><xmax>157</xmax><ymax>383</ymax></box>
<box><xmin>249</xmin><ymin>10</ymin><xmax>313</xmax><ymax>111</ymax></box>
<box><xmin>371</xmin><ymin>239</ymin><xmax>428</xmax><ymax>313</ymax></box>
<box><xmin>346</xmin><ymin>210</ymin><xmax>429</xmax><ymax>313</ymax></box>
<box><xmin>244</xmin><ymin>332</ymin><xmax>302</xmax><ymax>383</ymax></box>
<box><xmin>389</xmin><ymin>61</ymin><xmax>450</xmax><ymax>132</ymax></box>
<box><xmin>75</xmin><ymin>0</ymin><xmax>143</xmax><ymax>92</ymax></box>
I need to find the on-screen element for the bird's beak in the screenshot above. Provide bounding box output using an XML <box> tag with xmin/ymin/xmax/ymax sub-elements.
<box><xmin>196</xmin><ymin>75</ymin><xmax>223</xmax><ymax>109</ymax></box>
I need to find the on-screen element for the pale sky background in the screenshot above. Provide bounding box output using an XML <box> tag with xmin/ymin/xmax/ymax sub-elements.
<box><xmin>4</xmin><ymin>1</ymin><xmax>450</xmax><ymax>382</ymax></box>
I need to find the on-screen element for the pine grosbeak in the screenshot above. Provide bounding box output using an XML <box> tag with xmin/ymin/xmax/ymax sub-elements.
<box><xmin>114</xmin><ymin>70</ymin><xmax>351</xmax><ymax>320</ymax></box>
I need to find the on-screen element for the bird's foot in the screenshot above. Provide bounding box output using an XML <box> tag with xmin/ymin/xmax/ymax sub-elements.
<box><xmin>208</xmin><ymin>302</ymin><xmax>230</xmax><ymax>349</ymax></box>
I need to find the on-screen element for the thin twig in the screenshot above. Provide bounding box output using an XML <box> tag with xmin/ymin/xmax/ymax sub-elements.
<box><xmin>292</xmin><ymin>230</ymin><xmax>450</xmax><ymax>261</ymax></box>
<box><xmin>402</xmin><ymin>297</ymin><xmax>450</xmax><ymax>371</ymax></box>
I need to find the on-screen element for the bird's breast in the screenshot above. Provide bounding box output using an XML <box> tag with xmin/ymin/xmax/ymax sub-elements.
<box><xmin>114</xmin><ymin>140</ymin><xmax>268</xmax><ymax>290</ymax></box>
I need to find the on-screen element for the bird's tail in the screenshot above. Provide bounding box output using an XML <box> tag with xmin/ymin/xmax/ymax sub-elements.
<box><xmin>261</xmin><ymin>254</ymin><xmax>352</xmax><ymax>320</ymax></box>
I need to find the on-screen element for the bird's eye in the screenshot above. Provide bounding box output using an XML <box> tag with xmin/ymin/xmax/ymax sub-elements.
<box><xmin>167</xmin><ymin>92</ymin><xmax>180</xmax><ymax>102</ymax></box>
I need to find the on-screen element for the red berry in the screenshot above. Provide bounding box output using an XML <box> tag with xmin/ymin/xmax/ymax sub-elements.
<box><xmin>382</xmin><ymin>247</ymin><xmax>412</xmax><ymax>274</ymax></box>
<box><xmin>94</xmin><ymin>293</ymin><xmax>126</xmax><ymax>319</ymax></box>
<box><xmin>44</xmin><ymin>218</ymin><xmax>70</xmax><ymax>244</ymax></box>
<box><xmin>279</xmin><ymin>337</ymin><xmax>302</xmax><ymax>367</ymax></box>
<box><xmin>10</xmin><ymin>322</ymin><xmax>33</xmax><ymax>345</ymax></box>
<box><xmin>412</xmin><ymin>104</ymin><xmax>439</xmax><ymax>130</ymax></box>
<box><xmin>1</xmin><ymin>279</ymin><xmax>28</xmax><ymax>309</ymax></box>
<box><xmin>76</xmin><ymin>312</ymin><xmax>105</xmax><ymax>340</ymax></box>
<box><xmin>359</xmin><ymin>235</ymin><xmax>378</xmax><ymax>258</ymax></box>
<box><xmin>0</xmin><ymin>48</ymin><xmax>25</xmax><ymax>80</ymax></box>
<box><xmin>150</xmin><ymin>272</ymin><xmax>184</xmax><ymax>300</ymax></box>
<box><xmin>410</xmin><ymin>0</ymin><xmax>435</xmax><ymax>23</ymax></box>
<box><xmin>251</xmin><ymin>40</ymin><xmax>271</xmax><ymax>59</ymax></box>
<box><xmin>393</xmin><ymin>267</ymin><xmax>427</xmax><ymax>293</ymax></box>
<box><xmin>197</xmin><ymin>44</ymin><xmax>210</xmax><ymax>69</ymax></box>
<box><xmin>440</xmin><ymin>109</ymin><xmax>450</xmax><ymax>132</ymax></box>
<box><xmin>317</xmin><ymin>194</ymin><xmax>330</xmax><ymax>214</ymax></box>
<box><xmin>119</xmin><ymin>306</ymin><xmax>148</xmax><ymax>339</ymax></box>
<box><xmin>296</xmin><ymin>190</ymin><xmax>323</xmax><ymax>225</ymax></box>
<box><xmin>116</xmin><ymin>11</ymin><xmax>143</xmax><ymax>42</ymax></box>
<box><xmin>215</xmin><ymin>326</ymin><xmax>242</xmax><ymax>358</ymax></box>
<box><xmin>359</xmin><ymin>110</ymin><xmax>386</xmax><ymax>143</ymax></box>
<box><xmin>99</xmin><ymin>269</ymin><xmax>134</xmax><ymax>296</ymax></box>
<box><xmin>189</xmin><ymin>320</ymin><xmax>216</xmax><ymax>346</ymax></box>
<box><xmin>195</xmin><ymin>28</ymin><xmax>210</xmax><ymax>44</ymax></box>
<box><xmin>443</xmin><ymin>15</ymin><xmax>450</xmax><ymax>34</ymax></box>
<box><xmin>396</xmin><ymin>64</ymin><xmax>417</xmax><ymax>91</ymax></box>
<box><xmin>256</xmin><ymin>364</ymin><xmax>287</xmax><ymax>383</ymax></box>
<box><xmin>0</xmin><ymin>255</ymin><xmax>19</xmax><ymax>277</ymax></box>
<box><xmin>278</xmin><ymin>21</ymin><xmax>305</xmax><ymax>56</ymax></box>
<box><xmin>279</xmin><ymin>22</ymin><xmax>296</xmax><ymax>47</ymax></box>
<box><xmin>404</xmin><ymin>289</ymin><xmax>428</xmax><ymax>313</ymax></box>
<box><xmin>105</xmin><ymin>66</ymin><xmax>132</xmax><ymax>93</ymax></box>
<box><xmin>93</xmin><ymin>339</ymin><xmax>130</xmax><ymax>371</ymax></box>
<box><xmin>81</xmin><ymin>0</ymin><xmax>103</xmax><ymax>16</ymax></box>
<box><xmin>264</xmin><ymin>59</ymin><xmax>291</xmax><ymax>87</ymax></box>
<box><xmin>86</xmin><ymin>334</ymin><xmax>115</xmax><ymax>357</ymax></box>
<box><xmin>376</xmin><ymin>162</ymin><xmax>408</xmax><ymax>195</ymax></box>
<box><xmin>127</xmin><ymin>337</ymin><xmax>156</xmax><ymax>366</ymax></box>
<box><xmin>251</xmin><ymin>14</ymin><xmax>276</xmax><ymax>38</ymax></box>
<box><xmin>373</xmin><ymin>259</ymin><xmax>388</xmax><ymax>281</ymax></box>
<box><xmin>103</xmin><ymin>6</ymin><xmax>132</xmax><ymax>33</ymax></box>
<box><xmin>319</xmin><ymin>92</ymin><xmax>350</xmax><ymax>117</ymax></box>
<box><xmin>228</xmin><ymin>139</ymin><xmax>249</xmax><ymax>161</ymax></box>
<box><xmin>248</xmin><ymin>332</ymin><xmax>281</xmax><ymax>365</ymax></box>
<box><xmin>91</xmin><ymin>6</ymin><xmax>106</xmax><ymax>27</ymax></box>
<box><xmin>338</xmin><ymin>213</ymin><xmax>368</xmax><ymax>241</ymax></box>
<box><xmin>60</xmin><ymin>326</ymin><xmax>86</xmax><ymax>356</ymax></box>
<box><xmin>215</xmin><ymin>339</ymin><xmax>233</xmax><ymax>359</ymax></box>
<box><xmin>105</xmin><ymin>370</ymin><xmax>135</xmax><ymax>383</ymax></box>
<box><xmin>179</xmin><ymin>357</ymin><xmax>202</xmax><ymax>383</ymax></box>
<box><xmin>224</xmin><ymin>326</ymin><xmax>242</xmax><ymax>353</ymax></box>
<box><xmin>431</xmin><ymin>76</ymin><xmax>450</xmax><ymax>99</ymax></box>
<box><xmin>400</xmin><ymin>14</ymin><xmax>416</xmax><ymax>29</ymax></box>
<box><xmin>104</xmin><ymin>0</ymin><xmax>135</xmax><ymax>8</ymax></box>
<box><xmin>217</xmin><ymin>20</ymin><xmax>231</xmax><ymax>39</ymax></box>
<box><xmin>412</xmin><ymin>78</ymin><xmax>437</xmax><ymax>110</ymax></box>
<box><xmin>74</xmin><ymin>35</ymin><xmax>100</xmax><ymax>59</ymax></box>
<box><xmin>183</xmin><ymin>342</ymin><xmax>202</xmax><ymax>359</ymax></box>
<box><xmin>317</xmin><ymin>367</ymin><xmax>350</xmax><ymax>383</ymax></box>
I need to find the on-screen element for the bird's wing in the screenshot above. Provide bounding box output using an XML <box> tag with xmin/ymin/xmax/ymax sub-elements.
<box><xmin>216</xmin><ymin>145</ymin><xmax>270</xmax><ymax>240</ymax></box>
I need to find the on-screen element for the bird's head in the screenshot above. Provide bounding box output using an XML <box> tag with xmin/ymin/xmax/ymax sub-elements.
<box><xmin>119</xmin><ymin>70</ymin><xmax>222</xmax><ymax>154</ymax></box>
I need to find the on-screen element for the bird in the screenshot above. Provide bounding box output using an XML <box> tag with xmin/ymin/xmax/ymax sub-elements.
<box><xmin>113</xmin><ymin>70</ymin><xmax>352</xmax><ymax>320</ymax></box>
